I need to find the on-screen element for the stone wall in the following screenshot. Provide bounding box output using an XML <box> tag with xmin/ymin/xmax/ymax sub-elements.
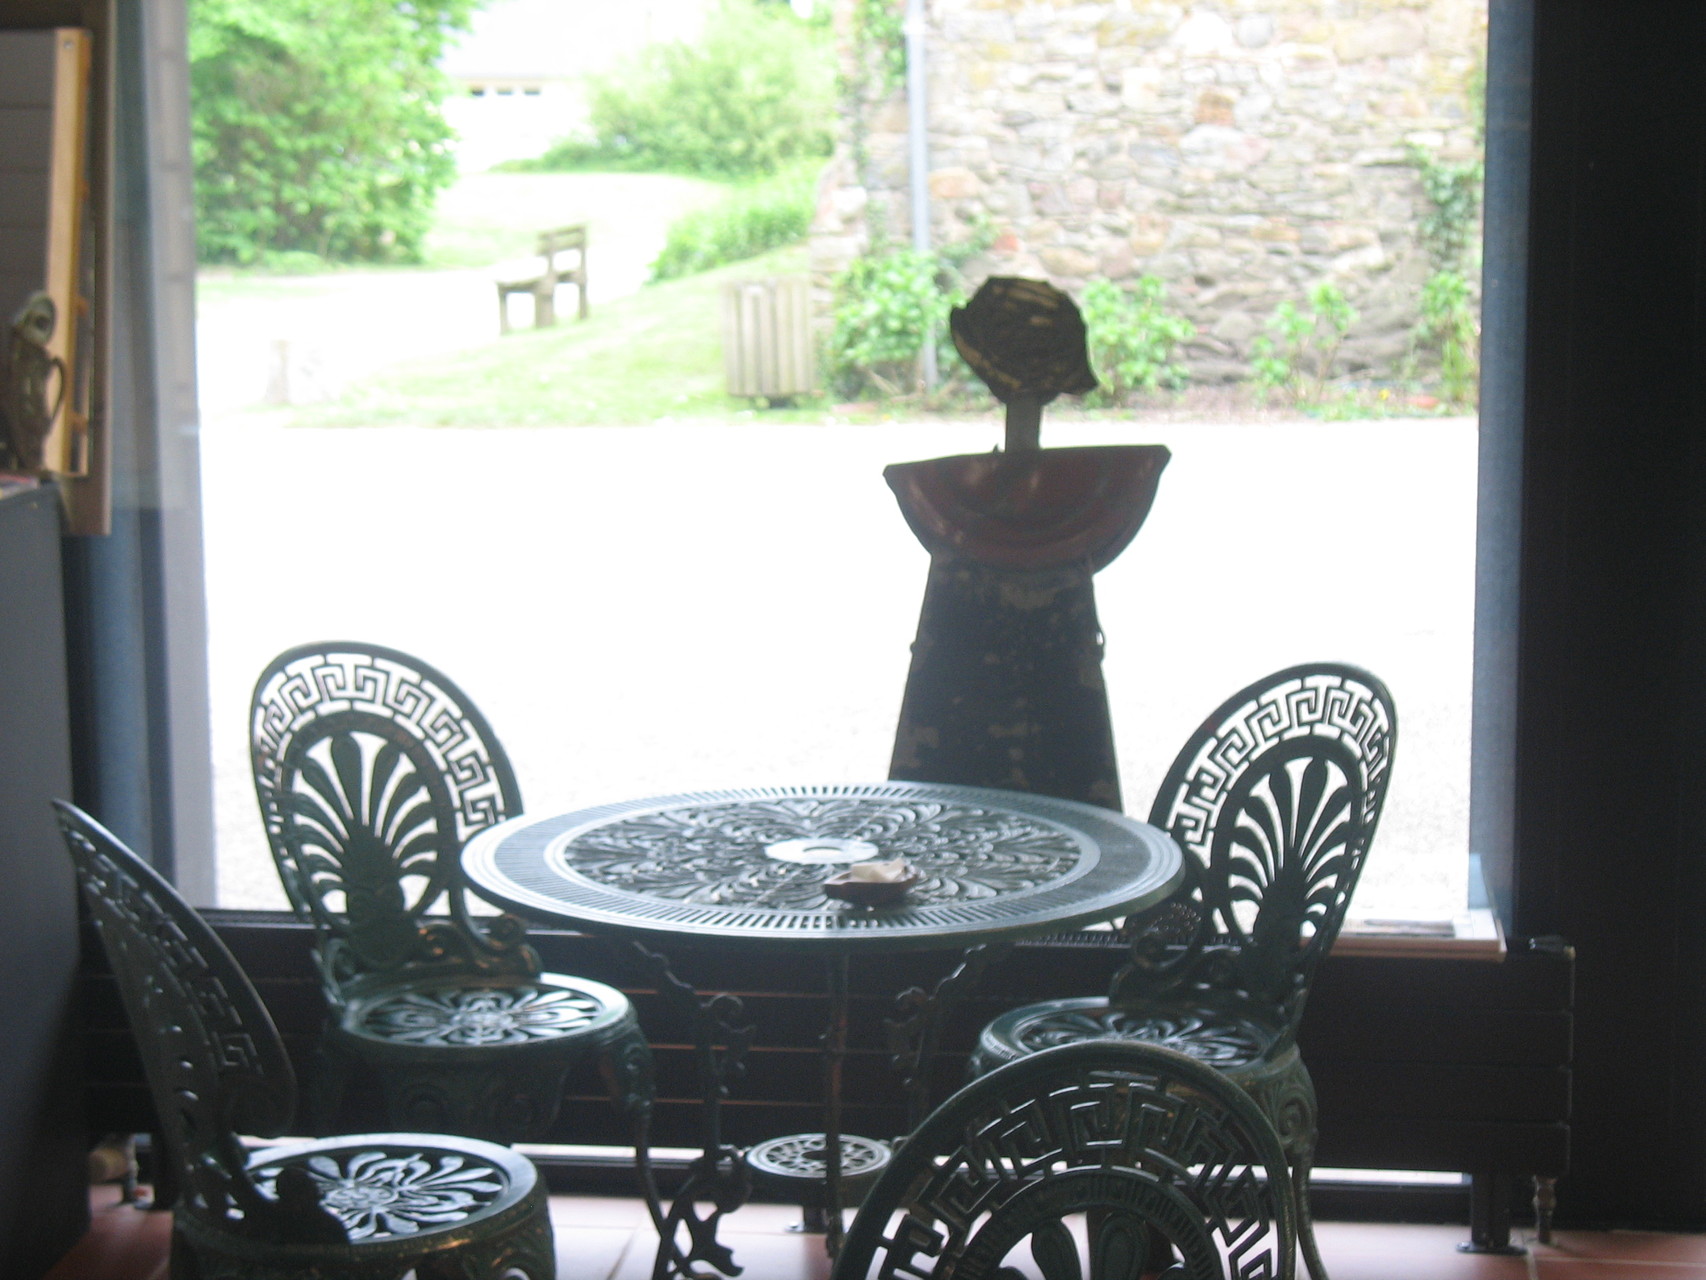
<box><xmin>811</xmin><ymin>0</ymin><xmax>1484</xmax><ymax>383</ymax></box>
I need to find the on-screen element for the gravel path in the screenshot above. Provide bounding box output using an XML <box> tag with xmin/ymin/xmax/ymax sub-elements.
<box><xmin>200</xmin><ymin>413</ymin><xmax>1476</xmax><ymax>919</ymax></box>
<box><xmin>194</xmin><ymin>173</ymin><xmax>724</xmax><ymax>414</ymax></box>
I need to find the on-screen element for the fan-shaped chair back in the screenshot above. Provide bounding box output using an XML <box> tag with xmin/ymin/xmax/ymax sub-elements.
<box><xmin>250</xmin><ymin>642</ymin><xmax>528</xmax><ymax>991</ymax></box>
<box><xmin>1142</xmin><ymin>662</ymin><xmax>1397</xmax><ymax>1016</ymax></box>
<box><xmin>54</xmin><ymin>802</ymin><xmax>342</xmax><ymax>1244</ymax></box>
<box><xmin>833</xmin><ymin>1040</ymin><xmax>1297</xmax><ymax>1279</ymax></box>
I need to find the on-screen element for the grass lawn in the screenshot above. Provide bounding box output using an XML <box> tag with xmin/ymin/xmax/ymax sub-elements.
<box><xmin>196</xmin><ymin>172</ymin><xmax>731</xmax><ymax>291</ymax></box>
<box><xmin>289</xmin><ymin>244</ymin><xmax>817</xmax><ymax>427</ymax></box>
<box><xmin>421</xmin><ymin>171</ymin><xmax>729</xmax><ymax>271</ymax></box>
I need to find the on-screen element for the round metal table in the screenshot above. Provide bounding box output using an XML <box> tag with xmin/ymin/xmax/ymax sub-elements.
<box><xmin>463</xmin><ymin>781</ymin><xmax>1183</xmax><ymax>1276</ymax></box>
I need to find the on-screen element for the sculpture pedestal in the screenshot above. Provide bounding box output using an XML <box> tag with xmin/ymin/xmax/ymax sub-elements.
<box><xmin>885</xmin><ymin>444</ymin><xmax>1170</xmax><ymax>811</ymax></box>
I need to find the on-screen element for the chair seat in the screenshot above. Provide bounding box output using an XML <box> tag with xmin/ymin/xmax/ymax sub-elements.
<box><xmin>248</xmin><ymin>1133</ymin><xmax>539</xmax><ymax>1242</ymax></box>
<box><xmin>338</xmin><ymin>971</ymin><xmax>640</xmax><ymax>1055</ymax></box>
<box><xmin>181</xmin><ymin>1132</ymin><xmax>554</xmax><ymax>1275</ymax></box>
<box><xmin>972</xmin><ymin>994</ymin><xmax>1284</xmax><ymax>1076</ymax></box>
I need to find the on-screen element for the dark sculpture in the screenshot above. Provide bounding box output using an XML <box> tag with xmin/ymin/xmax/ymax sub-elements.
<box><xmin>887</xmin><ymin>277</ymin><xmax>1170</xmax><ymax>810</ymax></box>
<box><xmin>0</xmin><ymin>292</ymin><xmax>65</xmax><ymax>472</ymax></box>
<box><xmin>832</xmin><ymin>1039</ymin><xmax>1297</xmax><ymax>1279</ymax></box>
<box><xmin>968</xmin><ymin>663</ymin><xmax>1397</xmax><ymax>1280</ymax></box>
<box><xmin>248</xmin><ymin>642</ymin><xmax>657</xmax><ymax>1175</ymax></box>
<box><xmin>54</xmin><ymin>801</ymin><xmax>557</xmax><ymax>1279</ymax></box>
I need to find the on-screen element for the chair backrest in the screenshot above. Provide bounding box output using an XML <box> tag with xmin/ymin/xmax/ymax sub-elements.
<box><xmin>249</xmin><ymin>642</ymin><xmax>530</xmax><ymax>993</ymax></box>
<box><xmin>834</xmin><ymin>1040</ymin><xmax>1296</xmax><ymax>1280</ymax></box>
<box><xmin>54</xmin><ymin>801</ymin><xmax>345</xmax><ymax>1244</ymax></box>
<box><xmin>537</xmin><ymin>224</ymin><xmax>586</xmax><ymax>266</ymax></box>
<box><xmin>1137</xmin><ymin>662</ymin><xmax>1397</xmax><ymax>1017</ymax></box>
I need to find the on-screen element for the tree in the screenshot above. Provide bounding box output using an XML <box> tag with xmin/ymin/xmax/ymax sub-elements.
<box><xmin>188</xmin><ymin>0</ymin><xmax>478</xmax><ymax>264</ymax></box>
<box><xmin>577</xmin><ymin>0</ymin><xmax>833</xmax><ymax>178</ymax></box>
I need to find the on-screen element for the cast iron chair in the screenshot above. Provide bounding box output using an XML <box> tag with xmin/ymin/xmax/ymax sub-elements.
<box><xmin>968</xmin><ymin>662</ymin><xmax>1396</xmax><ymax>1280</ymax></box>
<box><xmin>56</xmin><ymin>801</ymin><xmax>557</xmax><ymax>1280</ymax></box>
<box><xmin>249</xmin><ymin>642</ymin><xmax>655</xmax><ymax>1157</ymax></box>
<box><xmin>833</xmin><ymin>1040</ymin><xmax>1297</xmax><ymax>1280</ymax></box>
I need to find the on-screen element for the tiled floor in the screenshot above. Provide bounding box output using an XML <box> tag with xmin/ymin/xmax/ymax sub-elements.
<box><xmin>45</xmin><ymin>1186</ymin><xmax>1706</xmax><ymax>1279</ymax></box>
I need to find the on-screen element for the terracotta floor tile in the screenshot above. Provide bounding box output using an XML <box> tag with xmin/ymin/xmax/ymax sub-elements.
<box><xmin>614</xmin><ymin>1225</ymin><xmax>834</xmax><ymax>1280</ymax></box>
<box><xmin>1532</xmin><ymin>1263</ymin><xmax>1706</xmax><ymax>1277</ymax></box>
<box><xmin>58</xmin><ymin>1185</ymin><xmax>1706</xmax><ymax>1280</ymax></box>
<box><xmin>44</xmin><ymin>1185</ymin><xmax>172</xmax><ymax>1280</ymax></box>
<box><xmin>550</xmin><ymin>1223</ymin><xmax>645</xmax><ymax>1278</ymax></box>
<box><xmin>1530</xmin><ymin>1228</ymin><xmax>1706</xmax><ymax>1265</ymax></box>
<box><xmin>1310</xmin><ymin>1221</ymin><xmax>1532</xmax><ymax>1280</ymax></box>
<box><xmin>548</xmin><ymin>1192</ymin><xmax>658</xmax><ymax>1230</ymax></box>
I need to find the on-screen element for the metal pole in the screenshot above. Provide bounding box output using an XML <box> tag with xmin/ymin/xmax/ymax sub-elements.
<box><xmin>904</xmin><ymin>0</ymin><xmax>937</xmax><ymax>389</ymax></box>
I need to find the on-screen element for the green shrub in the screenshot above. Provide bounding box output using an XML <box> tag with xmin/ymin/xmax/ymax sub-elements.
<box><xmin>188</xmin><ymin>0</ymin><xmax>473</xmax><ymax>265</ymax></box>
<box><xmin>1416</xmin><ymin>269</ymin><xmax>1480</xmax><ymax>409</ymax></box>
<box><xmin>650</xmin><ymin>166</ymin><xmax>819</xmax><ymax>281</ymax></box>
<box><xmin>829</xmin><ymin>249</ymin><xmax>962</xmax><ymax>398</ymax></box>
<box><xmin>1406</xmin><ymin>145</ymin><xmax>1482</xmax><ymax>408</ymax></box>
<box><xmin>530</xmin><ymin>0</ymin><xmax>833</xmax><ymax>180</ymax></box>
<box><xmin>1080</xmin><ymin>277</ymin><xmax>1194</xmax><ymax>405</ymax></box>
<box><xmin>1250</xmin><ymin>282</ymin><xmax>1357</xmax><ymax>404</ymax></box>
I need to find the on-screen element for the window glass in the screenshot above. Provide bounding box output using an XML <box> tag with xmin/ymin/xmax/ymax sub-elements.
<box><xmin>193</xmin><ymin>0</ymin><xmax>1483</xmax><ymax>925</ymax></box>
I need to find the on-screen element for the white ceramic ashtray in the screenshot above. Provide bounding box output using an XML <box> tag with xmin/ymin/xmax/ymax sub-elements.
<box><xmin>823</xmin><ymin>859</ymin><xmax>921</xmax><ymax>906</ymax></box>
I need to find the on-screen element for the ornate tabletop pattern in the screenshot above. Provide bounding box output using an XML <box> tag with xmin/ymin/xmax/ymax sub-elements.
<box><xmin>557</xmin><ymin>794</ymin><xmax>1086</xmax><ymax>910</ymax></box>
<box><xmin>464</xmin><ymin>782</ymin><xmax>1182</xmax><ymax>953</ymax></box>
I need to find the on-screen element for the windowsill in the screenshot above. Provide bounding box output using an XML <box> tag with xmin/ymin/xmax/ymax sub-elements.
<box><xmin>202</xmin><ymin>906</ymin><xmax>1510</xmax><ymax>958</ymax></box>
<box><xmin>1334</xmin><ymin>908</ymin><xmax>1506</xmax><ymax>960</ymax></box>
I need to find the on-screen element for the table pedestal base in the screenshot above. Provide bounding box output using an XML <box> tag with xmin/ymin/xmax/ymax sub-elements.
<box><xmin>743</xmin><ymin>1132</ymin><xmax>892</xmax><ymax>1234</ymax></box>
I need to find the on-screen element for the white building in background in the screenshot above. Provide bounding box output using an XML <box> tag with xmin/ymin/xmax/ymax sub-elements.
<box><xmin>440</xmin><ymin>0</ymin><xmax>712</xmax><ymax>172</ymax></box>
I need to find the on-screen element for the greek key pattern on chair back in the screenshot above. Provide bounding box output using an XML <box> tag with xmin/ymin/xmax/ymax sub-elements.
<box><xmin>53</xmin><ymin>802</ymin><xmax>309</xmax><ymax>1241</ymax></box>
<box><xmin>834</xmin><ymin>1040</ymin><xmax>1296</xmax><ymax>1280</ymax></box>
<box><xmin>1144</xmin><ymin>663</ymin><xmax>1397</xmax><ymax>1013</ymax></box>
<box><xmin>250</xmin><ymin>643</ymin><xmax>528</xmax><ymax>986</ymax></box>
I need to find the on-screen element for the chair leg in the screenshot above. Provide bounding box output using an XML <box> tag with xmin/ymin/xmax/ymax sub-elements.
<box><xmin>305</xmin><ymin>1035</ymin><xmax>351</xmax><ymax>1134</ymax></box>
<box><xmin>1534</xmin><ymin>1175</ymin><xmax>1557</xmax><ymax>1245</ymax></box>
<box><xmin>1293</xmin><ymin>1152</ymin><xmax>1331</xmax><ymax>1280</ymax></box>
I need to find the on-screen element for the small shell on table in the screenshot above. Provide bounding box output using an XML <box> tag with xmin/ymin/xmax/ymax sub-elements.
<box><xmin>823</xmin><ymin>860</ymin><xmax>921</xmax><ymax>906</ymax></box>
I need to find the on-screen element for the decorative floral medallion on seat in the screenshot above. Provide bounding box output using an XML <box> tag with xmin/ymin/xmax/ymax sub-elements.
<box><xmin>999</xmin><ymin>998</ymin><xmax>1273</xmax><ymax>1067</ymax></box>
<box><xmin>252</xmin><ymin>1149</ymin><xmax>508</xmax><ymax>1241</ymax></box>
<box><xmin>357</xmin><ymin>984</ymin><xmax>608</xmax><ymax>1047</ymax></box>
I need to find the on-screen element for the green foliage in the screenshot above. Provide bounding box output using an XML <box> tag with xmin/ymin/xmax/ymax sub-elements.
<box><xmin>828</xmin><ymin>249</ymin><xmax>962</xmax><ymax>398</ymax></box>
<box><xmin>1080</xmin><ymin>277</ymin><xmax>1194</xmax><ymax>405</ymax></box>
<box><xmin>534</xmin><ymin>0</ymin><xmax>833</xmax><ymax>180</ymax></box>
<box><xmin>188</xmin><ymin>0</ymin><xmax>474</xmax><ymax>265</ymax></box>
<box><xmin>854</xmin><ymin>0</ymin><xmax>907</xmax><ymax>97</ymax></box>
<box><xmin>1250</xmin><ymin>282</ymin><xmax>1358</xmax><ymax>404</ymax></box>
<box><xmin>1416</xmin><ymin>270</ymin><xmax>1479</xmax><ymax>409</ymax></box>
<box><xmin>650</xmin><ymin>166</ymin><xmax>820</xmax><ymax>281</ymax></box>
<box><xmin>1407</xmin><ymin>144</ymin><xmax>1483</xmax><ymax>405</ymax></box>
<box><xmin>1406</xmin><ymin>143</ymin><xmax>1483</xmax><ymax>274</ymax></box>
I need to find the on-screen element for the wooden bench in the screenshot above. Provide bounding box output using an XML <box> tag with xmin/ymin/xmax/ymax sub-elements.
<box><xmin>495</xmin><ymin>224</ymin><xmax>588</xmax><ymax>333</ymax></box>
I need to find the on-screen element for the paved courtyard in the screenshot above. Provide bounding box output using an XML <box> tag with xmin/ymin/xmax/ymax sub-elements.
<box><xmin>199</xmin><ymin>411</ymin><xmax>1477</xmax><ymax>919</ymax></box>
